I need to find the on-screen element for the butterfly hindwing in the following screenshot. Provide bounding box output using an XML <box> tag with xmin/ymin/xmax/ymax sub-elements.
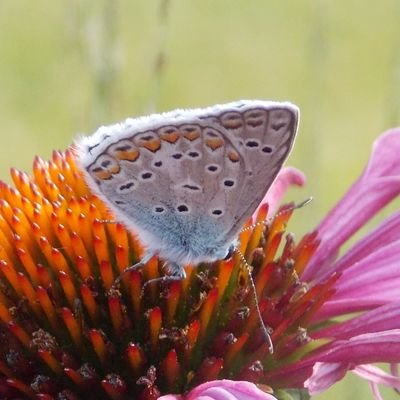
<box><xmin>206</xmin><ymin>102</ymin><xmax>298</xmax><ymax>240</ymax></box>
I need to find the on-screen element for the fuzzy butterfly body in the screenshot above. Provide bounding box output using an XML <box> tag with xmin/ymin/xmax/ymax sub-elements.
<box><xmin>75</xmin><ymin>100</ymin><xmax>299</xmax><ymax>278</ymax></box>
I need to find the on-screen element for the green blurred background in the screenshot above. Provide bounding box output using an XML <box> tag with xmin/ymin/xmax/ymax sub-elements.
<box><xmin>0</xmin><ymin>1</ymin><xmax>399</xmax><ymax>399</ymax></box>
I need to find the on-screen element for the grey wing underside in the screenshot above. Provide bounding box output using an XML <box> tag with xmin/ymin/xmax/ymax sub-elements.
<box><xmin>82</xmin><ymin>102</ymin><xmax>298</xmax><ymax>244</ymax></box>
<box><xmin>205</xmin><ymin>103</ymin><xmax>299</xmax><ymax>241</ymax></box>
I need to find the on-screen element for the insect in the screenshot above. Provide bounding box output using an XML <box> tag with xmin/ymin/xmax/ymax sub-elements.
<box><xmin>75</xmin><ymin>100</ymin><xmax>299</xmax><ymax>351</ymax></box>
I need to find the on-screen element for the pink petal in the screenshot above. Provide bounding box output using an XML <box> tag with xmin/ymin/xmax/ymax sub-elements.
<box><xmin>304</xmin><ymin>128</ymin><xmax>400</xmax><ymax>280</ymax></box>
<box><xmin>369</xmin><ymin>382</ymin><xmax>384</xmax><ymax>400</ymax></box>
<box><xmin>313</xmin><ymin>303</ymin><xmax>400</xmax><ymax>338</ymax></box>
<box><xmin>304</xmin><ymin>362</ymin><xmax>347</xmax><ymax>395</ymax></box>
<box><xmin>305</xmin><ymin>363</ymin><xmax>400</xmax><ymax>396</ymax></box>
<box><xmin>255</xmin><ymin>166</ymin><xmax>306</xmax><ymax>217</ymax></box>
<box><xmin>315</xmin><ymin>298</ymin><xmax>394</xmax><ymax>320</ymax></box>
<box><xmin>187</xmin><ymin>380</ymin><xmax>275</xmax><ymax>400</ymax></box>
<box><xmin>329</xmin><ymin>283</ymin><xmax>399</xmax><ymax>309</ymax></box>
<box><xmin>265</xmin><ymin>331</ymin><xmax>400</xmax><ymax>389</ymax></box>
<box><xmin>314</xmin><ymin>330</ymin><xmax>400</xmax><ymax>365</ymax></box>
<box><xmin>158</xmin><ymin>380</ymin><xmax>276</xmax><ymax>400</ymax></box>
<box><xmin>329</xmin><ymin>241</ymin><xmax>400</xmax><ymax>293</ymax></box>
<box><xmin>353</xmin><ymin>364</ymin><xmax>400</xmax><ymax>391</ymax></box>
<box><xmin>305</xmin><ymin>356</ymin><xmax>400</xmax><ymax>395</ymax></box>
<box><xmin>318</xmin><ymin>210</ymin><xmax>400</xmax><ymax>282</ymax></box>
<box><xmin>313</xmin><ymin>240</ymin><xmax>400</xmax><ymax>319</ymax></box>
<box><xmin>391</xmin><ymin>363</ymin><xmax>399</xmax><ymax>377</ymax></box>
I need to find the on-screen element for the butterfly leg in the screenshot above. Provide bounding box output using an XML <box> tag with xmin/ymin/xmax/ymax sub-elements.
<box><xmin>111</xmin><ymin>252</ymin><xmax>154</xmax><ymax>290</ymax></box>
<box><xmin>141</xmin><ymin>262</ymin><xmax>186</xmax><ymax>294</ymax></box>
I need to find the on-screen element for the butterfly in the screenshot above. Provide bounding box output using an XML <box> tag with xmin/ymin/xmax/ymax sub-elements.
<box><xmin>75</xmin><ymin>100</ymin><xmax>299</xmax><ymax>280</ymax></box>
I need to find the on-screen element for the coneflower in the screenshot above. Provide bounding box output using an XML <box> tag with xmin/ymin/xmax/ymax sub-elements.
<box><xmin>0</xmin><ymin>129</ymin><xmax>400</xmax><ymax>399</ymax></box>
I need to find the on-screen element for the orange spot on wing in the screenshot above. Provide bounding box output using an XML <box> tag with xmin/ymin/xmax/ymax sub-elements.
<box><xmin>183</xmin><ymin>129</ymin><xmax>200</xmax><ymax>141</ymax></box>
<box><xmin>160</xmin><ymin>131</ymin><xmax>180</xmax><ymax>143</ymax></box>
<box><xmin>221</xmin><ymin>117</ymin><xmax>243</xmax><ymax>129</ymax></box>
<box><xmin>114</xmin><ymin>148</ymin><xmax>140</xmax><ymax>162</ymax></box>
<box><xmin>228</xmin><ymin>151</ymin><xmax>240</xmax><ymax>163</ymax></box>
<box><xmin>139</xmin><ymin>138</ymin><xmax>161</xmax><ymax>152</ymax></box>
<box><xmin>205</xmin><ymin>138</ymin><xmax>224</xmax><ymax>151</ymax></box>
<box><xmin>108</xmin><ymin>163</ymin><xmax>120</xmax><ymax>174</ymax></box>
<box><xmin>91</xmin><ymin>168</ymin><xmax>114</xmax><ymax>180</ymax></box>
<box><xmin>90</xmin><ymin>159</ymin><xmax>121</xmax><ymax>180</ymax></box>
<box><xmin>246</xmin><ymin>117</ymin><xmax>264</xmax><ymax>127</ymax></box>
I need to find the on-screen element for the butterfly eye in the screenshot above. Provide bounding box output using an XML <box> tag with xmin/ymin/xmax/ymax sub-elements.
<box><xmin>223</xmin><ymin>245</ymin><xmax>235</xmax><ymax>260</ymax></box>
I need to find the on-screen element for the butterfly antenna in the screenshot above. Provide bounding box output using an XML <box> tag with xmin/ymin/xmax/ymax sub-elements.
<box><xmin>96</xmin><ymin>218</ymin><xmax>118</xmax><ymax>224</ymax></box>
<box><xmin>235</xmin><ymin>247</ymin><xmax>274</xmax><ymax>354</ymax></box>
<box><xmin>240</xmin><ymin>196</ymin><xmax>313</xmax><ymax>233</ymax></box>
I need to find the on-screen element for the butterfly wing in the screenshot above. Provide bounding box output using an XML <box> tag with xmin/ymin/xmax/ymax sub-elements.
<box><xmin>75</xmin><ymin>100</ymin><xmax>298</xmax><ymax>263</ymax></box>
<box><xmin>200</xmin><ymin>101</ymin><xmax>299</xmax><ymax>242</ymax></box>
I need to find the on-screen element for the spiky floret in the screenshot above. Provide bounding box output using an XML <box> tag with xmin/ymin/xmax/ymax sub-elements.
<box><xmin>0</xmin><ymin>150</ymin><xmax>329</xmax><ymax>399</ymax></box>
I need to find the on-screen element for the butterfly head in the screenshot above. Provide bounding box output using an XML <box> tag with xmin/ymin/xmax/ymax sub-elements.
<box><xmin>223</xmin><ymin>243</ymin><xmax>236</xmax><ymax>260</ymax></box>
<box><xmin>153</xmin><ymin>234</ymin><xmax>237</xmax><ymax>267</ymax></box>
<box><xmin>202</xmin><ymin>241</ymin><xmax>236</xmax><ymax>263</ymax></box>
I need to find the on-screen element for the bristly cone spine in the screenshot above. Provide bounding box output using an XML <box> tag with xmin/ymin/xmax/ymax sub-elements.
<box><xmin>0</xmin><ymin>150</ymin><xmax>331</xmax><ymax>399</ymax></box>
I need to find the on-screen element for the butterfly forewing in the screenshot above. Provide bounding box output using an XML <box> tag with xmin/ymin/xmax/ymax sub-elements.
<box><xmin>76</xmin><ymin>100</ymin><xmax>298</xmax><ymax>263</ymax></box>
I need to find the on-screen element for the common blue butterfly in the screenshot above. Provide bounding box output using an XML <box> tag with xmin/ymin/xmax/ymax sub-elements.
<box><xmin>75</xmin><ymin>100</ymin><xmax>299</xmax><ymax>351</ymax></box>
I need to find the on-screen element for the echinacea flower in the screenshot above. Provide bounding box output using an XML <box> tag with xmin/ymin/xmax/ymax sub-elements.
<box><xmin>0</xmin><ymin>128</ymin><xmax>399</xmax><ymax>399</ymax></box>
<box><xmin>158</xmin><ymin>379</ymin><xmax>276</xmax><ymax>400</ymax></box>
